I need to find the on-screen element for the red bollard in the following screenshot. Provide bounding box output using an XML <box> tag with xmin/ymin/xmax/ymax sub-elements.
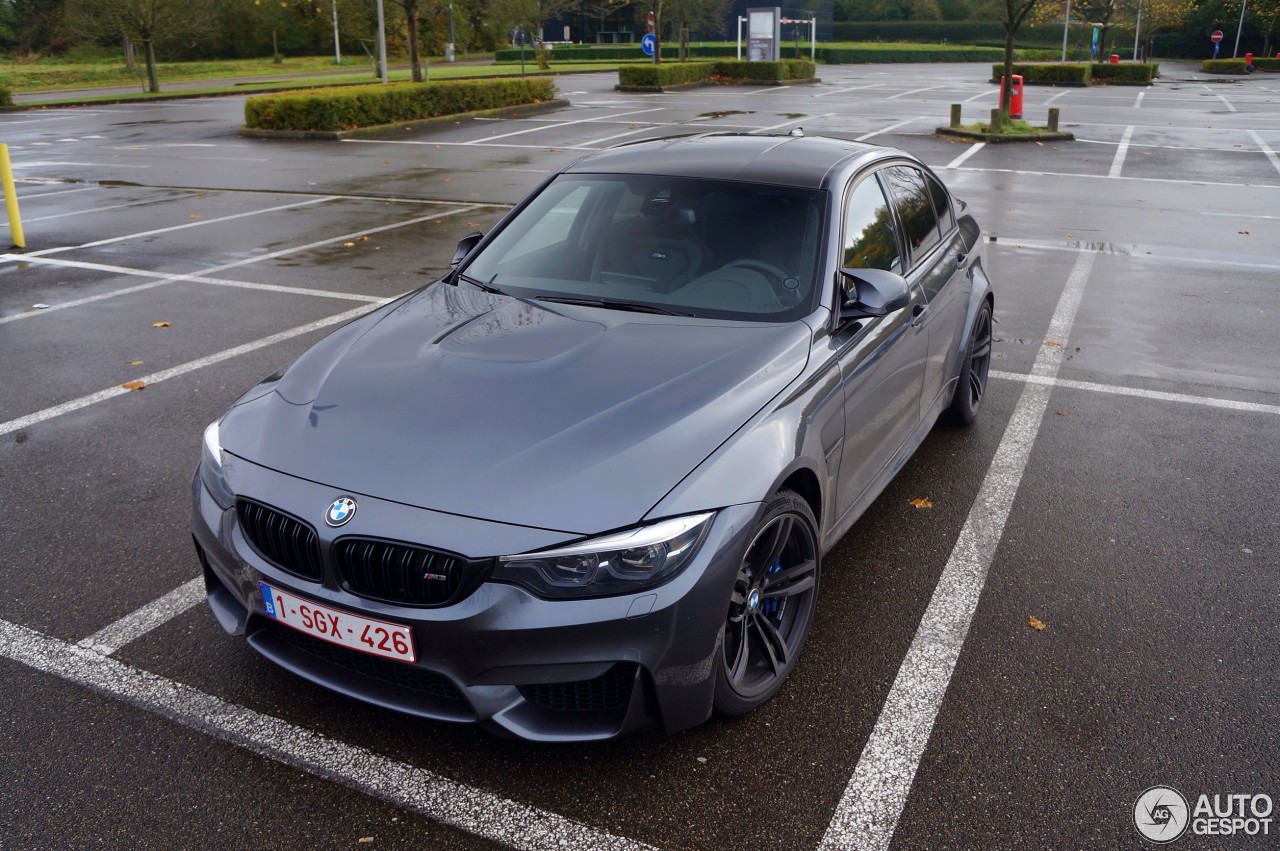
<box><xmin>999</xmin><ymin>74</ymin><xmax>1024</xmax><ymax>120</ymax></box>
<box><xmin>1110</xmin><ymin>53</ymin><xmax>1120</xmax><ymax>64</ymax></box>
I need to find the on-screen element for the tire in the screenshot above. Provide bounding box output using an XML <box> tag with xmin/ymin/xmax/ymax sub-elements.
<box><xmin>946</xmin><ymin>301</ymin><xmax>993</xmax><ymax>426</ymax></box>
<box><xmin>712</xmin><ymin>490</ymin><xmax>820</xmax><ymax>716</ymax></box>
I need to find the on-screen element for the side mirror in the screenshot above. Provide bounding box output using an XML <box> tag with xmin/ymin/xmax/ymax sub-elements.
<box><xmin>451</xmin><ymin>231</ymin><xmax>484</xmax><ymax>268</ymax></box>
<box><xmin>838</xmin><ymin>268</ymin><xmax>911</xmax><ymax>320</ymax></box>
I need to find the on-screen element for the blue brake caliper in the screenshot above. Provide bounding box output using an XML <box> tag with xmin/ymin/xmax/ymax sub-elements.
<box><xmin>762</xmin><ymin>559</ymin><xmax>782</xmax><ymax>616</ymax></box>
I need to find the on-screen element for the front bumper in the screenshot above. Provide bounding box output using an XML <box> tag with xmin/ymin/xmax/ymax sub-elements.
<box><xmin>192</xmin><ymin>454</ymin><xmax>757</xmax><ymax>742</ymax></box>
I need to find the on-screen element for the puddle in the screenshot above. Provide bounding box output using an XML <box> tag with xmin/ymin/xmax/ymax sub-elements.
<box><xmin>698</xmin><ymin>110</ymin><xmax>754</xmax><ymax>119</ymax></box>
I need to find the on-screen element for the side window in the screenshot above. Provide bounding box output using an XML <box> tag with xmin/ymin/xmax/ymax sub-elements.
<box><xmin>924</xmin><ymin>172</ymin><xmax>955</xmax><ymax>234</ymax></box>
<box><xmin>841</xmin><ymin>176</ymin><xmax>900</xmax><ymax>273</ymax></box>
<box><xmin>882</xmin><ymin>166</ymin><xmax>941</xmax><ymax>264</ymax></box>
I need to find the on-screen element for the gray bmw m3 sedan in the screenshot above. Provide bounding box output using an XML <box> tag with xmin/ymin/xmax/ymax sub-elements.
<box><xmin>192</xmin><ymin>132</ymin><xmax>995</xmax><ymax>741</ymax></box>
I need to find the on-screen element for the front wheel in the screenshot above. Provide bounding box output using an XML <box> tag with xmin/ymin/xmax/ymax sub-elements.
<box><xmin>946</xmin><ymin>301</ymin><xmax>993</xmax><ymax>426</ymax></box>
<box><xmin>713</xmin><ymin>490</ymin><xmax>820</xmax><ymax>716</ymax></box>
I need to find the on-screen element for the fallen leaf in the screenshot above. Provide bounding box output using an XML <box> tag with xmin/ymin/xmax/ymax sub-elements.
<box><xmin>466</xmin><ymin>221</ymin><xmax>481</xmax><ymax>227</ymax></box>
<box><xmin>189</xmin><ymin>214</ymin><xmax>201</xmax><ymax>219</ymax></box>
<box><xmin>121</xmin><ymin>380</ymin><xmax>146</xmax><ymax>391</ymax></box>
<box><xmin>195</xmin><ymin>194</ymin><xmax>205</xmax><ymax>200</ymax></box>
<box><xmin>1064</xmin><ymin>232</ymin><xmax>1074</xmax><ymax>238</ymax></box>
<box><xmin>358</xmin><ymin>839</ymin><xmax>375</xmax><ymax>845</ymax></box>
<box><xmin>343</xmin><ymin>241</ymin><xmax>356</xmax><ymax>248</ymax></box>
<box><xmin>1034</xmin><ymin>140</ymin><xmax>1043</xmax><ymax>146</ymax></box>
<box><xmin>1056</xmin><ymin>410</ymin><xmax>1069</xmax><ymax>416</ymax></box>
<box><xmin>1028</xmin><ymin>616</ymin><xmax>1046</xmax><ymax>631</ymax></box>
<box><xmin>358</xmin><ymin>236</ymin><xmax>369</xmax><ymax>242</ymax></box>
<box><xmin>909</xmin><ymin>497</ymin><xmax>933</xmax><ymax>509</ymax></box>
<box><xmin>1238</xmin><ymin>230</ymin><xmax>1249</xmax><ymax>235</ymax></box>
<box><xmin>152</xmin><ymin>321</ymin><xmax>171</xmax><ymax>328</ymax></box>
<box><xmin>382</xmin><ymin>160</ymin><xmax>391</xmax><ymax>165</ymax></box>
<box><xmin>129</xmin><ymin>359</ymin><xmax>144</xmax><ymax>366</ymax></box>
<box><xmin>1044</xmin><ymin>339</ymin><xmax>1063</xmax><ymax>347</ymax></box>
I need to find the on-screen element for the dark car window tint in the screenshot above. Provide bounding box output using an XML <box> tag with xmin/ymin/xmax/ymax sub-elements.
<box><xmin>882</xmin><ymin>167</ymin><xmax>941</xmax><ymax>265</ymax></box>
<box><xmin>924</xmin><ymin>172</ymin><xmax>955</xmax><ymax>233</ymax></box>
<box><xmin>841</xmin><ymin>176</ymin><xmax>900</xmax><ymax>273</ymax></box>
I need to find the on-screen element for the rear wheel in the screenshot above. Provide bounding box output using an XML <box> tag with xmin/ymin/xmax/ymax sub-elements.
<box><xmin>946</xmin><ymin>301</ymin><xmax>993</xmax><ymax>426</ymax></box>
<box><xmin>713</xmin><ymin>490</ymin><xmax>820</xmax><ymax>716</ymax></box>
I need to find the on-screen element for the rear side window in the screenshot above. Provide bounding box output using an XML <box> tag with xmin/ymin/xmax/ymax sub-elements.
<box><xmin>841</xmin><ymin>176</ymin><xmax>900</xmax><ymax>273</ymax></box>
<box><xmin>881</xmin><ymin>166</ymin><xmax>941</xmax><ymax>264</ymax></box>
<box><xmin>924</xmin><ymin>172</ymin><xmax>955</xmax><ymax>233</ymax></box>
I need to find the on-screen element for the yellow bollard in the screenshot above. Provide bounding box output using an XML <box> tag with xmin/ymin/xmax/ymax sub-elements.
<box><xmin>0</xmin><ymin>143</ymin><xmax>25</xmax><ymax>249</ymax></box>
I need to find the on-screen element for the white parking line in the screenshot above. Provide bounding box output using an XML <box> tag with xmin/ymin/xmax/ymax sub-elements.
<box><xmin>0</xmin><ymin>618</ymin><xmax>655</xmax><ymax>851</ymax></box>
<box><xmin>991</xmin><ymin>371</ymin><xmax>1280</xmax><ymax>416</ymax></box>
<box><xmin>466</xmin><ymin>108</ymin><xmax>665</xmax><ymax>144</ymax></box>
<box><xmin>78</xmin><ymin>578</ymin><xmax>206</xmax><ymax>656</ymax></box>
<box><xmin>943</xmin><ymin>143</ymin><xmax>985</xmax><ymax>170</ymax></box>
<box><xmin>821</xmin><ymin>251</ymin><xmax>1097</xmax><ymax>851</ymax></box>
<box><xmin>1134</xmin><ymin>91</ymin><xmax>1145</xmax><ymax>109</ymax></box>
<box><xmin>24</xmin><ymin>196</ymin><xmax>337</xmax><ymax>257</ymax></box>
<box><xmin>1216</xmin><ymin>93</ymin><xmax>1237</xmax><ymax>113</ymax></box>
<box><xmin>1045</xmin><ymin>90</ymin><xmax>1071</xmax><ymax>105</ymax></box>
<box><xmin>1</xmin><ymin>194</ymin><xmax>201</xmax><ymax>227</ymax></box>
<box><xmin>1249</xmin><ymin>129</ymin><xmax>1280</xmax><ymax>175</ymax></box>
<box><xmin>1</xmin><ymin>206</ymin><xmax>480</xmax><ymax>325</ymax></box>
<box><xmin>1108</xmin><ymin>125</ymin><xmax>1134</xmax><ymax>178</ymax></box>
<box><xmin>951</xmin><ymin>166</ymin><xmax>1280</xmax><ymax>190</ymax></box>
<box><xmin>16</xmin><ymin>186</ymin><xmax>99</xmax><ymax>201</ymax></box>
<box><xmin>855</xmin><ymin>117</ymin><xmax>922</xmax><ymax>141</ymax></box>
<box><xmin>0</xmin><ymin>301</ymin><xmax>389</xmax><ymax>439</ymax></box>
<box><xmin>964</xmin><ymin>89</ymin><xmax>999</xmax><ymax>104</ymax></box>
<box><xmin>815</xmin><ymin>84</ymin><xmax>885</xmax><ymax>98</ymax></box>
<box><xmin>886</xmin><ymin>85</ymin><xmax>949</xmax><ymax>100</ymax></box>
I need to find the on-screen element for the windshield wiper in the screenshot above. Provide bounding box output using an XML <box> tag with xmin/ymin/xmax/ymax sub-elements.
<box><xmin>535</xmin><ymin>296</ymin><xmax>690</xmax><ymax>316</ymax></box>
<box><xmin>457</xmin><ymin>273</ymin><xmax>505</xmax><ymax>295</ymax></box>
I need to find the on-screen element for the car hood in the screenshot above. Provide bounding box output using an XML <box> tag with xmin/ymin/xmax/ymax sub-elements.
<box><xmin>221</xmin><ymin>284</ymin><xmax>810</xmax><ymax>536</ymax></box>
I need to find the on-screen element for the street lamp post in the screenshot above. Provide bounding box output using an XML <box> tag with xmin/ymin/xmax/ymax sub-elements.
<box><xmin>331</xmin><ymin>0</ymin><xmax>341</xmax><ymax>64</ymax></box>
<box><xmin>375</xmin><ymin>0</ymin><xmax>388</xmax><ymax>83</ymax></box>
<box><xmin>1061</xmin><ymin>0</ymin><xmax>1071</xmax><ymax>62</ymax></box>
<box><xmin>1233</xmin><ymin>0</ymin><xmax>1248</xmax><ymax>58</ymax></box>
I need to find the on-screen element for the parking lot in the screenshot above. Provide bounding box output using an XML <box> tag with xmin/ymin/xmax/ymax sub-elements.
<box><xmin>1</xmin><ymin>61</ymin><xmax>1278</xmax><ymax>849</ymax></box>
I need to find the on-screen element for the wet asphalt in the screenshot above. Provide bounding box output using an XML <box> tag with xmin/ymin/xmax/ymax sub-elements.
<box><xmin>0</xmin><ymin>61</ymin><xmax>1277</xmax><ymax>850</ymax></box>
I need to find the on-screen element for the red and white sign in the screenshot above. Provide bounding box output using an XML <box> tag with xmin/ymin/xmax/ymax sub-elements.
<box><xmin>261</xmin><ymin>582</ymin><xmax>417</xmax><ymax>663</ymax></box>
<box><xmin>647</xmin><ymin>11</ymin><xmax>655</xmax><ymax>33</ymax></box>
<box><xmin>1211</xmin><ymin>30</ymin><xmax>1224</xmax><ymax>43</ymax></box>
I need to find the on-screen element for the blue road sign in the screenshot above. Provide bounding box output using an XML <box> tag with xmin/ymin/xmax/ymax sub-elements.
<box><xmin>641</xmin><ymin>33</ymin><xmax>656</xmax><ymax>56</ymax></box>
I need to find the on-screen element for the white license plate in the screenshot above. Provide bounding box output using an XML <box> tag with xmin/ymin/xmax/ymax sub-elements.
<box><xmin>260</xmin><ymin>582</ymin><xmax>417</xmax><ymax>664</ymax></box>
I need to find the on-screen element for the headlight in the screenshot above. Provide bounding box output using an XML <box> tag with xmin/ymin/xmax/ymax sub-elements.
<box><xmin>494</xmin><ymin>512</ymin><xmax>715</xmax><ymax>599</ymax></box>
<box><xmin>198</xmin><ymin>420</ymin><xmax>235</xmax><ymax>509</ymax></box>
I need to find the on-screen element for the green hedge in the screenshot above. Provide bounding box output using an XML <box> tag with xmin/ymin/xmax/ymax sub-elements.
<box><xmin>1256</xmin><ymin>57</ymin><xmax>1280</xmax><ymax>71</ymax></box>
<box><xmin>244</xmin><ymin>78</ymin><xmax>557</xmax><ymax>131</ymax></box>
<box><xmin>1202</xmin><ymin>59</ymin><xmax>1247</xmax><ymax>74</ymax></box>
<box><xmin>495</xmin><ymin>44</ymin><xmax>738</xmax><ymax>62</ymax></box>
<box><xmin>830</xmin><ymin>20</ymin><xmax>1120</xmax><ymax>49</ymax></box>
<box><xmin>1090</xmin><ymin>62</ymin><xmax>1159</xmax><ymax>83</ymax></box>
<box><xmin>991</xmin><ymin>63</ymin><xmax>1091</xmax><ymax>84</ymax></box>
<box><xmin>0</xmin><ymin>86</ymin><xmax>11</xmax><ymax>107</ymax></box>
<box><xmin>618</xmin><ymin>59</ymin><xmax>814</xmax><ymax>88</ymax></box>
<box><xmin>824</xmin><ymin>45</ymin><xmax>1004</xmax><ymax>63</ymax></box>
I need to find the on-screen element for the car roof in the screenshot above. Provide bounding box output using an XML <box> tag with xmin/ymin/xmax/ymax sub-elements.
<box><xmin>561</xmin><ymin>132</ymin><xmax>903</xmax><ymax>190</ymax></box>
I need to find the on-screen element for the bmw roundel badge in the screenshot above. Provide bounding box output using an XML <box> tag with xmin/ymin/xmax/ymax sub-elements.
<box><xmin>325</xmin><ymin>496</ymin><xmax>357</xmax><ymax>527</ymax></box>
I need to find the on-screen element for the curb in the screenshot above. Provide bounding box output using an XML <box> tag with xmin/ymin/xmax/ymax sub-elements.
<box><xmin>935</xmin><ymin>127</ymin><xmax>1075</xmax><ymax>143</ymax></box>
<box><xmin>615</xmin><ymin>77</ymin><xmax>819</xmax><ymax>93</ymax></box>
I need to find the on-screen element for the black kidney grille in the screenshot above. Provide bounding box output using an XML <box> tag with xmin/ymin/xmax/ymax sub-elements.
<box><xmin>336</xmin><ymin>538</ymin><xmax>482</xmax><ymax>606</ymax></box>
<box><xmin>237</xmin><ymin>499</ymin><xmax>323</xmax><ymax>581</ymax></box>
<box><xmin>263</xmin><ymin>620</ymin><xmax>466</xmax><ymax>704</ymax></box>
<box><xmin>519</xmin><ymin>663</ymin><xmax>638</xmax><ymax>712</ymax></box>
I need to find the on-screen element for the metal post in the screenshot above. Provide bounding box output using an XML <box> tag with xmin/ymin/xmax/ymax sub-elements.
<box><xmin>810</xmin><ymin>15</ymin><xmax>816</xmax><ymax>61</ymax></box>
<box><xmin>737</xmin><ymin>16</ymin><xmax>744</xmax><ymax>61</ymax></box>
<box><xmin>331</xmin><ymin>0</ymin><xmax>341</xmax><ymax>63</ymax></box>
<box><xmin>1133</xmin><ymin>0</ymin><xmax>1141</xmax><ymax>61</ymax></box>
<box><xmin>1233</xmin><ymin>0</ymin><xmax>1248</xmax><ymax>58</ymax></box>
<box><xmin>375</xmin><ymin>0</ymin><xmax>389</xmax><ymax>83</ymax></box>
<box><xmin>447</xmin><ymin>2</ymin><xmax>455</xmax><ymax>62</ymax></box>
<box><xmin>1</xmin><ymin>144</ymin><xmax>25</xmax><ymax>249</ymax></box>
<box><xmin>1061</xmin><ymin>0</ymin><xmax>1071</xmax><ymax>62</ymax></box>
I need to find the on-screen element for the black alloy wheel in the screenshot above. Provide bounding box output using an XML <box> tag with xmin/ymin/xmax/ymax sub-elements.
<box><xmin>948</xmin><ymin>301</ymin><xmax>993</xmax><ymax>426</ymax></box>
<box><xmin>713</xmin><ymin>490</ymin><xmax>820</xmax><ymax>716</ymax></box>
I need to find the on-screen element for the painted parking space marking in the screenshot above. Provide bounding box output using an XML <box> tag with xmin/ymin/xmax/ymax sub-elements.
<box><xmin>855</xmin><ymin>117</ymin><xmax>923</xmax><ymax>142</ymax></box>
<box><xmin>1108</xmin><ymin>125</ymin><xmax>1135</xmax><ymax>178</ymax></box>
<box><xmin>0</xmin><ymin>618</ymin><xmax>656</xmax><ymax>851</ymax></box>
<box><xmin>465</xmin><ymin>108</ymin><xmax>665</xmax><ymax>144</ymax></box>
<box><xmin>1</xmin><ymin>193</ymin><xmax>204</xmax><ymax>227</ymax></box>
<box><xmin>1216</xmin><ymin>93</ymin><xmax>1237</xmax><ymax>113</ymax></box>
<box><xmin>23</xmin><ymin>196</ymin><xmax>337</xmax><ymax>258</ymax></box>
<box><xmin>1134</xmin><ymin>91</ymin><xmax>1145</xmax><ymax>109</ymax></box>
<box><xmin>1</xmin><ymin>205</ymin><xmax>482</xmax><ymax>325</ymax></box>
<box><xmin>78</xmin><ymin>578</ymin><xmax>206</xmax><ymax>656</ymax></box>
<box><xmin>1249</xmin><ymin>129</ymin><xmax>1280</xmax><ymax>175</ymax></box>
<box><xmin>820</xmin><ymin>250</ymin><xmax>1097</xmax><ymax>851</ymax></box>
<box><xmin>991</xmin><ymin>371</ymin><xmax>1280</xmax><ymax>417</ymax></box>
<box><xmin>952</xmin><ymin>165</ymin><xmax>1280</xmax><ymax>189</ymax></box>
<box><xmin>964</xmin><ymin>88</ymin><xmax>1000</xmax><ymax>103</ymax></box>
<box><xmin>0</xmin><ymin>301</ymin><xmax>389</xmax><ymax>439</ymax></box>
<box><xmin>943</xmin><ymin>143</ymin><xmax>984</xmax><ymax>170</ymax></box>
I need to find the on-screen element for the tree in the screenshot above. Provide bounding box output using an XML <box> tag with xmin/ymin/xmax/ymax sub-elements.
<box><xmin>8</xmin><ymin>0</ymin><xmax>69</xmax><ymax>55</ymax></box>
<box><xmin>983</xmin><ymin>0</ymin><xmax>1050</xmax><ymax>117</ymax></box>
<box><xmin>1249</xmin><ymin>0</ymin><xmax>1280</xmax><ymax>53</ymax></box>
<box><xmin>67</xmin><ymin>0</ymin><xmax>214</xmax><ymax>92</ymax></box>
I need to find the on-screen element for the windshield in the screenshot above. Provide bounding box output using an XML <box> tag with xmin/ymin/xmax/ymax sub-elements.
<box><xmin>461</xmin><ymin>174</ymin><xmax>826</xmax><ymax>322</ymax></box>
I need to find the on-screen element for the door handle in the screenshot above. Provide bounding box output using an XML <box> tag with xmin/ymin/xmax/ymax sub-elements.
<box><xmin>956</xmin><ymin>252</ymin><xmax>968</xmax><ymax>266</ymax></box>
<box><xmin>911</xmin><ymin>303</ymin><xmax>928</xmax><ymax>327</ymax></box>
